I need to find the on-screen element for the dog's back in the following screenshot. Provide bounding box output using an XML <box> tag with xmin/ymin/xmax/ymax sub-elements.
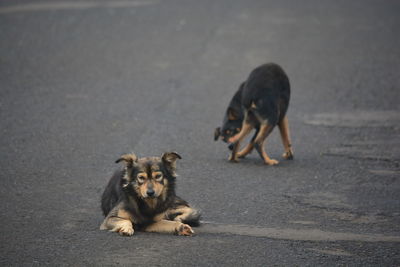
<box><xmin>215</xmin><ymin>62</ymin><xmax>293</xmax><ymax>164</ymax></box>
<box><xmin>241</xmin><ymin>62</ymin><xmax>290</xmax><ymax>126</ymax></box>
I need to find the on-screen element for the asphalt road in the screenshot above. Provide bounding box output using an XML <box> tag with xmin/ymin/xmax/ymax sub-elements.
<box><xmin>1</xmin><ymin>0</ymin><xmax>400</xmax><ymax>266</ymax></box>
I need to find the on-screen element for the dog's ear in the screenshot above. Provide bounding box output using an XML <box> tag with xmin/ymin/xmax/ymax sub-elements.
<box><xmin>227</xmin><ymin>107</ymin><xmax>239</xmax><ymax>120</ymax></box>
<box><xmin>115</xmin><ymin>153</ymin><xmax>138</xmax><ymax>168</ymax></box>
<box><xmin>214</xmin><ymin>127</ymin><xmax>221</xmax><ymax>141</ymax></box>
<box><xmin>161</xmin><ymin>152</ymin><xmax>181</xmax><ymax>176</ymax></box>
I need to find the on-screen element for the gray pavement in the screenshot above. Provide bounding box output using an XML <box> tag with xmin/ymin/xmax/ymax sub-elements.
<box><xmin>1</xmin><ymin>0</ymin><xmax>399</xmax><ymax>266</ymax></box>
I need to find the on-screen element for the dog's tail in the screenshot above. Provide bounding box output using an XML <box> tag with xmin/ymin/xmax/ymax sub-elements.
<box><xmin>182</xmin><ymin>209</ymin><xmax>201</xmax><ymax>227</ymax></box>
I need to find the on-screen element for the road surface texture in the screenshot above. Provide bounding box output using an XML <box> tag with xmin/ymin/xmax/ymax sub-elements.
<box><xmin>1</xmin><ymin>0</ymin><xmax>399</xmax><ymax>266</ymax></box>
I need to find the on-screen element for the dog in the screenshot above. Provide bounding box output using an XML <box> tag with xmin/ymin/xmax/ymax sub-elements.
<box><xmin>214</xmin><ymin>63</ymin><xmax>294</xmax><ymax>165</ymax></box>
<box><xmin>100</xmin><ymin>152</ymin><xmax>200</xmax><ymax>236</ymax></box>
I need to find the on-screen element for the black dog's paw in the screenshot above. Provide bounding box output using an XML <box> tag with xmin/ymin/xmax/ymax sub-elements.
<box><xmin>176</xmin><ymin>223</ymin><xmax>194</xmax><ymax>236</ymax></box>
<box><xmin>228</xmin><ymin>154</ymin><xmax>239</xmax><ymax>163</ymax></box>
<box><xmin>282</xmin><ymin>150</ymin><xmax>294</xmax><ymax>160</ymax></box>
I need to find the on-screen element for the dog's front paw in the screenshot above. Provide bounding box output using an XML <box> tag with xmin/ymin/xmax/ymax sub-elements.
<box><xmin>237</xmin><ymin>153</ymin><xmax>246</xmax><ymax>159</ymax></box>
<box><xmin>118</xmin><ymin>226</ymin><xmax>135</xmax><ymax>236</ymax></box>
<box><xmin>228</xmin><ymin>154</ymin><xmax>239</xmax><ymax>163</ymax></box>
<box><xmin>117</xmin><ymin>225</ymin><xmax>134</xmax><ymax>236</ymax></box>
<box><xmin>176</xmin><ymin>223</ymin><xmax>194</xmax><ymax>236</ymax></box>
<box><xmin>265</xmin><ymin>158</ymin><xmax>279</xmax><ymax>165</ymax></box>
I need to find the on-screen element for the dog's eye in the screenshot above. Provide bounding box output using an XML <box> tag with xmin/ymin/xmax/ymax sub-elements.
<box><xmin>155</xmin><ymin>173</ymin><xmax>163</xmax><ymax>181</ymax></box>
<box><xmin>226</xmin><ymin>130</ymin><xmax>231</xmax><ymax>135</ymax></box>
<box><xmin>137</xmin><ymin>175</ymin><xmax>146</xmax><ymax>183</ymax></box>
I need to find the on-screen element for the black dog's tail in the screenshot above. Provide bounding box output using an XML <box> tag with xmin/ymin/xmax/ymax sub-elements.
<box><xmin>182</xmin><ymin>209</ymin><xmax>201</xmax><ymax>227</ymax></box>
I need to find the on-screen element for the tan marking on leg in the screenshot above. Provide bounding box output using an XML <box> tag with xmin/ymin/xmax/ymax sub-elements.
<box><xmin>100</xmin><ymin>217</ymin><xmax>134</xmax><ymax>236</ymax></box>
<box><xmin>100</xmin><ymin>206</ymin><xmax>135</xmax><ymax>235</ymax></box>
<box><xmin>236</xmin><ymin>142</ymin><xmax>254</xmax><ymax>158</ymax></box>
<box><xmin>228</xmin><ymin>120</ymin><xmax>253</xmax><ymax>144</ymax></box>
<box><xmin>258</xmin><ymin>139</ymin><xmax>279</xmax><ymax>165</ymax></box>
<box><xmin>117</xmin><ymin>209</ymin><xmax>133</xmax><ymax>220</ymax></box>
<box><xmin>254</xmin><ymin>123</ymin><xmax>278</xmax><ymax>165</ymax></box>
<box><xmin>228</xmin><ymin>120</ymin><xmax>254</xmax><ymax>162</ymax></box>
<box><xmin>144</xmin><ymin>220</ymin><xmax>194</xmax><ymax>236</ymax></box>
<box><xmin>278</xmin><ymin>116</ymin><xmax>294</xmax><ymax>160</ymax></box>
<box><xmin>153</xmin><ymin>211</ymin><xmax>168</xmax><ymax>222</ymax></box>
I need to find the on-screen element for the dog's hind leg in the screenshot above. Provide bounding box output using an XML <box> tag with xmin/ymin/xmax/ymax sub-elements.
<box><xmin>278</xmin><ymin>116</ymin><xmax>294</xmax><ymax>160</ymax></box>
<box><xmin>236</xmin><ymin>143</ymin><xmax>254</xmax><ymax>159</ymax></box>
<box><xmin>228</xmin><ymin>120</ymin><xmax>254</xmax><ymax>162</ymax></box>
<box><xmin>144</xmin><ymin>220</ymin><xmax>194</xmax><ymax>236</ymax></box>
<box><xmin>169</xmin><ymin>206</ymin><xmax>201</xmax><ymax>227</ymax></box>
<box><xmin>253</xmin><ymin>123</ymin><xmax>278</xmax><ymax>165</ymax></box>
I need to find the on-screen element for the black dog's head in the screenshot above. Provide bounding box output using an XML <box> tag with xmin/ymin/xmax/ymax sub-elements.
<box><xmin>214</xmin><ymin>82</ymin><xmax>245</xmax><ymax>143</ymax></box>
<box><xmin>116</xmin><ymin>152</ymin><xmax>181</xmax><ymax>199</ymax></box>
<box><xmin>214</xmin><ymin>107</ymin><xmax>243</xmax><ymax>143</ymax></box>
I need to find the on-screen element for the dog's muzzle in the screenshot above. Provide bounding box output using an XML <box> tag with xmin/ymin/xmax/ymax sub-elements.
<box><xmin>228</xmin><ymin>143</ymin><xmax>235</xmax><ymax>150</ymax></box>
<box><xmin>146</xmin><ymin>188</ymin><xmax>155</xmax><ymax>198</ymax></box>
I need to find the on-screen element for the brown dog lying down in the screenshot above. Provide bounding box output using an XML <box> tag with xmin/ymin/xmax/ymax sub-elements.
<box><xmin>100</xmin><ymin>152</ymin><xmax>200</xmax><ymax>236</ymax></box>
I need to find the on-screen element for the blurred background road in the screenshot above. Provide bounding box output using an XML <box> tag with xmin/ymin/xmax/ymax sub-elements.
<box><xmin>1</xmin><ymin>0</ymin><xmax>399</xmax><ymax>265</ymax></box>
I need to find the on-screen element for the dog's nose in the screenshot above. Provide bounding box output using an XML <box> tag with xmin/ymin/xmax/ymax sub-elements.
<box><xmin>146</xmin><ymin>189</ymin><xmax>155</xmax><ymax>197</ymax></box>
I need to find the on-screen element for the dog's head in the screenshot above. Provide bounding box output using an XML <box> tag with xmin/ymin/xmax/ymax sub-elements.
<box><xmin>214</xmin><ymin>82</ymin><xmax>245</xmax><ymax>143</ymax></box>
<box><xmin>116</xmin><ymin>152</ymin><xmax>181</xmax><ymax>199</ymax></box>
<box><xmin>214</xmin><ymin>107</ymin><xmax>243</xmax><ymax>143</ymax></box>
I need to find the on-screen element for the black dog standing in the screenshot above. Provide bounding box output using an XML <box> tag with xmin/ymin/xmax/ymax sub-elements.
<box><xmin>214</xmin><ymin>63</ymin><xmax>294</xmax><ymax>165</ymax></box>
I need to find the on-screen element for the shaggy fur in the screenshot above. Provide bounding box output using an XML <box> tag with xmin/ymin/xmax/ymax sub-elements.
<box><xmin>100</xmin><ymin>152</ymin><xmax>200</xmax><ymax>236</ymax></box>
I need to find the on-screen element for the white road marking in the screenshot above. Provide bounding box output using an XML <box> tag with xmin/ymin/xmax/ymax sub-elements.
<box><xmin>307</xmin><ymin>248</ymin><xmax>353</xmax><ymax>256</ymax></box>
<box><xmin>199</xmin><ymin>221</ymin><xmax>400</xmax><ymax>242</ymax></box>
<box><xmin>303</xmin><ymin>111</ymin><xmax>400</xmax><ymax>128</ymax></box>
<box><xmin>0</xmin><ymin>0</ymin><xmax>159</xmax><ymax>14</ymax></box>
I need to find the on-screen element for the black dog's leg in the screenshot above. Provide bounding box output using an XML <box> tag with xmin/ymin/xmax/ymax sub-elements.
<box><xmin>144</xmin><ymin>220</ymin><xmax>194</xmax><ymax>236</ymax></box>
<box><xmin>278</xmin><ymin>116</ymin><xmax>294</xmax><ymax>160</ymax></box>
<box><xmin>236</xmin><ymin>127</ymin><xmax>259</xmax><ymax>158</ymax></box>
<box><xmin>228</xmin><ymin>121</ymin><xmax>253</xmax><ymax>162</ymax></box>
<box><xmin>100</xmin><ymin>206</ymin><xmax>135</xmax><ymax>236</ymax></box>
<box><xmin>253</xmin><ymin>123</ymin><xmax>278</xmax><ymax>165</ymax></box>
